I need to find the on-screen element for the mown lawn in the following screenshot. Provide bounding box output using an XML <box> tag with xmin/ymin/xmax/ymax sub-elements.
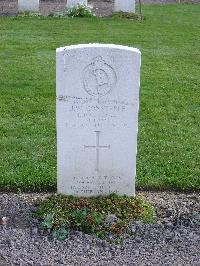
<box><xmin>0</xmin><ymin>4</ymin><xmax>199</xmax><ymax>192</ymax></box>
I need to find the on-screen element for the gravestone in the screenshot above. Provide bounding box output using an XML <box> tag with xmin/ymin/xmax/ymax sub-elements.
<box><xmin>18</xmin><ymin>0</ymin><xmax>39</xmax><ymax>12</ymax></box>
<box><xmin>56</xmin><ymin>44</ymin><xmax>141</xmax><ymax>197</ymax></box>
<box><xmin>114</xmin><ymin>0</ymin><xmax>135</xmax><ymax>13</ymax></box>
<box><xmin>66</xmin><ymin>0</ymin><xmax>88</xmax><ymax>8</ymax></box>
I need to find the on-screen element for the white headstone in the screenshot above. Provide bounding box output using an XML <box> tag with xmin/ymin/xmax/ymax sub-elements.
<box><xmin>56</xmin><ymin>44</ymin><xmax>141</xmax><ymax>197</ymax></box>
<box><xmin>18</xmin><ymin>0</ymin><xmax>39</xmax><ymax>12</ymax></box>
<box><xmin>66</xmin><ymin>0</ymin><xmax>88</xmax><ymax>8</ymax></box>
<box><xmin>114</xmin><ymin>0</ymin><xmax>135</xmax><ymax>13</ymax></box>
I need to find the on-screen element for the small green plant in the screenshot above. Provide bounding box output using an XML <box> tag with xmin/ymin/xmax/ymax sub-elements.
<box><xmin>48</xmin><ymin>10</ymin><xmax>67</xmax><ymax>18</ymax></box>
<box><xmin>35</xmin><ymin>194</ymin><xmax>154</xmax><ymax>240</ymax></box>
<box><xmin>66</xmin><ymin>4</ymin><xmax>95</xmax><ymax>18</ymax></box>
<box><xmin>52</xmin><ymin>227</ymin><xmax>68</xmax><ymax>241</ymax></box>
<box><xmin>41</xmin><ymin>213</ymin><xmax>54</xmax><ymax>229</ymax></box>
<box><xmin>112</xmin><ymin>12</ymin><xmax>144</xmax><ymax>21</ymax></box>
<box><xmin>18</xmin><ymin>11</ymin><xmax>42</xmax><ymax>17</ymax></box>
<box><xmin>48</xmin><ymin>4</ymin><xmax>95</xmax><ymax>18</ymax></box>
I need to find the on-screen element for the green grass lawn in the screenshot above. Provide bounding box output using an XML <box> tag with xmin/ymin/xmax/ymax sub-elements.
<box><xmin>0</xmin><ymin>4</ymin><xmax>199</xmax><ymax>192</ymax></box>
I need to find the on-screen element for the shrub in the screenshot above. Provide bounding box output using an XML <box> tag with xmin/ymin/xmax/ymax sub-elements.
<box><xmin>48</xmin><ymin>4</ymin><xmax>95</xmax><ymax>18</ymax></box>
<box><xmin>66</xmin><ymin>4</ymin><xmax>95</xmax><ymax>18</ymax></box>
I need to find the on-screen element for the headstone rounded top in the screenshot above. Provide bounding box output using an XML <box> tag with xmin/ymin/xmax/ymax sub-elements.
<box><xmin>56</xmin><ymin>43</ymin><xmax>141</xmax><ymax>55</ymax></box>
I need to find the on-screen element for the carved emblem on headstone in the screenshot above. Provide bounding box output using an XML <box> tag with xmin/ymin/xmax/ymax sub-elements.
<box><xmin>82</xmin><ymin>56</ymin><xmax>117</xmax><ymax>97</ymax></box>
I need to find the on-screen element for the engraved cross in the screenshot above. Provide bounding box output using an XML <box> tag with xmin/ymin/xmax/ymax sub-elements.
<box><xmin>84</xmin><ymin>131</ymin><xmax>110</xmax><ymax>172</ymax></box>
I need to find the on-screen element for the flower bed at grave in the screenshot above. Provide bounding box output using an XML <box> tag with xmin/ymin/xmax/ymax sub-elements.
<box><xmin>34</xmin><ymin>194</ymin><xmax>154</xmax><ymax>240</ymax></box>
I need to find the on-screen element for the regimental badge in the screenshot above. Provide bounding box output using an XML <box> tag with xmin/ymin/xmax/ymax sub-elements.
<box><xmin>82</xmin><ymin>56</ymin><xmax>117</xmax><ymax>98</ymax></box>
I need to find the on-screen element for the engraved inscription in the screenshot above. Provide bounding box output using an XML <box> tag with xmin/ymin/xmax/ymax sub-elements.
<box><xmin>57</xmin><ymin>95</ymin><xmax>135</xmax><ymax>129</ymax></box>
<box><xmin>71</xmin><ymin>175</ymin><xmax>121</xmax><ymax>195</ymax></box>
<box><xmin>84</xmin><ymin>131</ymin><xmax>110</xmax><ymax>172</ymax></box>
<box><xmin>82</xmin><ymin>56</ymin><xmax>117</xmax><ymax>98</ymax></box>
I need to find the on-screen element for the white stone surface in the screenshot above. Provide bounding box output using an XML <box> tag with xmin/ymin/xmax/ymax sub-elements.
<box><xmin>56</xmin><ymin>44</ymin><xmax>141</xmax><ymax>197</ymax></box>
<box><xmin>18</xmin><ymin>0</ymin><xmax>39</xmax><ymax>12</ymax></box>
<box><xmin>66</xmin><ymin>0</ymin><xmax>87</xmax><ymax>8</ymax></box>
<box><xmin>114</xmin><ymin>0</ymin><xmax>135</xmax><ymax>13</ymax></box>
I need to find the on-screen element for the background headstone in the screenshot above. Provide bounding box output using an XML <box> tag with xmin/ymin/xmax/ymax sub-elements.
<box><xmin>18</xmin><ymin>0</ymin><xmax>39</xmax><ymax>12</ymax></box>
<box><xmin>56</xmin><ymin>44</ymin><xmax>141</xmax><ymax>197</ymax></box>
<box><xmin>114</xmin><ymin>0</ymin><xmax>135</xmax><ymax>13</ymax></box>
<box><xmin>66</xmin><ymin>0</ymin><xmax>88</xmax><ymax>8</ymax></box>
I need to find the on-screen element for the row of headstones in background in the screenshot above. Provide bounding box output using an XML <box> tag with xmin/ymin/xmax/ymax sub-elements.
<box><xmin>17</xmin><ymin>0</ymin><xmax>87</xmax><ymax>12</ymax></box>
<box><xmin>57</xmin><ymin>44</ymin><xmax>141</xmax><ymax>197</ymax></box>
<box><xmin>18</xmin><ymin>0</ymin><xmax>135</xmax><ymax>13</ymax></box>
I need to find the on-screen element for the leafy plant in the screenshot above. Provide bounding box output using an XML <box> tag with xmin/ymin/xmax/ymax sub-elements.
<box><xmin>18</xmin><ymin>11</ymin><xmax>42</xmax><ymax>17</ymax></box>
<box><xmin>112</xmin><ymin>11</ymin><xmax>144</xmax><ymax>20</ymax></box>
<box><xmin>48</xmin><ymin>10</ymin><xmax>68</xmax><ymax>18</ymax></box>
<box><xmin>41</xmin><ymin>213</ymin><xmax>54</xmax><ymax>229</ymax></box>
<box><xmin>48</xmin><ymin>4</ymin><xmax>95</xmax><ymax>18</ymax></box>
<box><xmin>66</xmin><ymin>4</ymin><xmax>95</xmax><ymax>18</ymax></box>
<box><xmin>52</xmin><ymin>227</ymin><xmax>68</xmax><ymax>241</ymax></box>
<box><xmin>34</xmin><ymin>194</ymin><xmax>154</xmax><ymax>240</ymax></box>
